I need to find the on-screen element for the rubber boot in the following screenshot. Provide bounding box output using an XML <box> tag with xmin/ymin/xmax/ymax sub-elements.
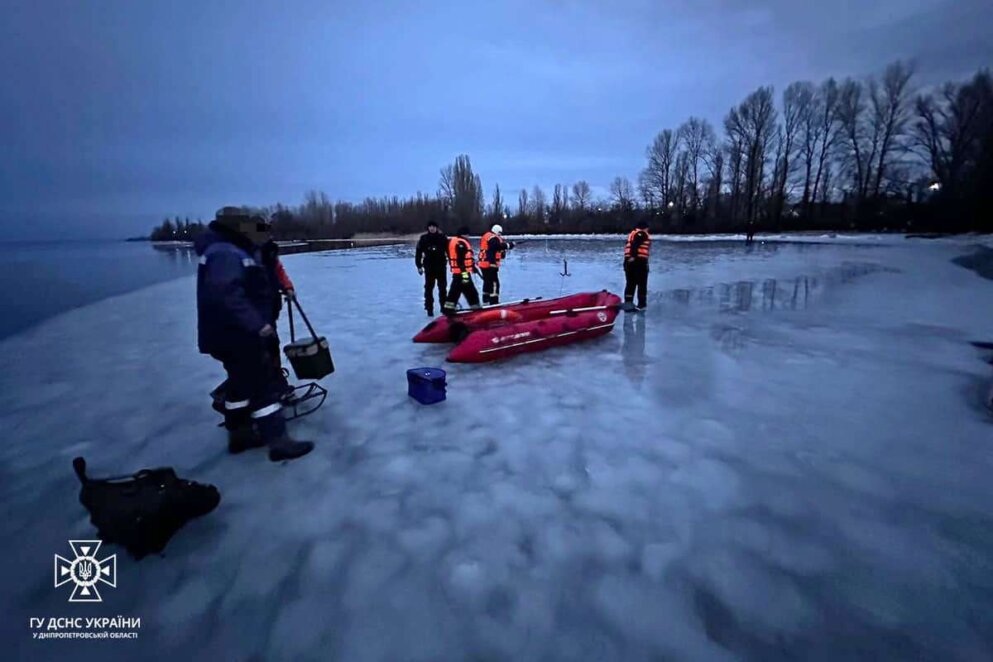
<box><xmin>257</xmin><ymin>412</ymin><xmax>313</xmax><ymax>462</ymax></box>
<box><xmin>227</xmin><ymin>422</ymin><xmax>265</xmax><ymax>454</ymax></box>
<box><xmin>268</xmin><ymin>435</ymin><xmax>315</xmax><ymax>462</ymax></box>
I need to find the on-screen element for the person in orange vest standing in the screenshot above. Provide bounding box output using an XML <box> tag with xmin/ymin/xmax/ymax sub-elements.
<box><xmin>623</xmin><ymin>220</ymin><xmax>651</xmax><ymax>311</ymax></box>
<box><xmin>442</xmin><ymin>226</ymin><xmax>482</xmax><ymax>315</ymax></box>
<box><xmin>477</xmin><ymin>223</ymin><xmax>515</xmax><ymax>305</ymax></box>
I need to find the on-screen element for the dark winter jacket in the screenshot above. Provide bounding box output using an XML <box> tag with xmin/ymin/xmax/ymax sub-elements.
<box><xmin>195</xmin><ymin>222</ymin><xmax>279</xmax><ymax>355</ymax></box>
<box><xmin>415</xmin><ymin>231</ymin><xmax>449</xmax><ymax>271</ymax></box>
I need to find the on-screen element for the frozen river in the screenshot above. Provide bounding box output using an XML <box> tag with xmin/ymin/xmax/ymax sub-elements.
<box><xmin>2</xmin><ymin>236</ymin><xmax>992</xmax><ymax>660</ymax></box>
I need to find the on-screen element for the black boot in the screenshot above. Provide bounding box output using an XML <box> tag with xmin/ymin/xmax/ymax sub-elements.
<box><xmin>227</xmin><ymin>423</ymin><xmax>265</xmax><ymax>454</ymax></box>
<box><xmin>268</xmin><ymin>435</ymin><xmax>315</xmax><ymax>462</ymax></box>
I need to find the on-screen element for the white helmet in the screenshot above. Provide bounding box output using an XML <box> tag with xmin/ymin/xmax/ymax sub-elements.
<box><xmin>491</xmin><ymin>224</ymin><xmax>503</xmax><ymax>235</ymax></box>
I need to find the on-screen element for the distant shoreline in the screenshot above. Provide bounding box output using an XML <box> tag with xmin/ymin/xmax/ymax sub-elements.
<box><xmin>146</xmin><ymin>231</ymin><xmax>993</xmax><ymax>255</ymax></box>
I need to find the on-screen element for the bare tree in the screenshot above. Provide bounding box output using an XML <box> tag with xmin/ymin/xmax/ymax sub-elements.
<box><xmin>725</xmin><ymin>87</ymin><xmax>778</xmax><ymax>224</ymax></box>
<box><xmin>676</xmin><ymin>117</ymin><xmax>715</xmax><ymax>214</ymax></box>
<box><xmin>637</xmin><ymin>170</ymin><xmax>657</xmax><ymax>210</ymax></box>
<box><xmin>551</xmin><ymin>184</ymin><xmax>567</xmax><ymax>225</ymax></box>
<box><xmin>642</xmin><ymin>129</ymin><xmax>680</xmax><ymax>208</ymax></box>
<box><xmin>530</xmin><ymin>185</ymin><xmax>547</xmax><ymax>222</ymax></box>
<box><xmin>913</xmin><ymin>70</ymin><xmax>993</xmax><ymax>198</ymax></box>
<box><xmin>771</xmin><ymin>82</ymin><xmax>812</xmax><ymax>221</ymax></box>
<box><xmin>438</xmin><ymin>167</ymin><xmax>454</xmax><ymax>206</ymax></box>
<box><xmin>724</xmin><ymin>134</ymin><xmax>744</xmax><ymax>221</ymax></box>
<box><xmin>811</xmin><ymin>78</ymin><xmax>842</xmax><ymax>207</ymax></box>
<box><xmin>571</xmin><ymin>181</ymin><xmax>592</xmax><ymax>211</ymax></box>
<box><xmin>517</xmin><ymin>188</ymin><xmax>529</xmax><ymax>220</ymax></box>
<box><xmin>869</xmin><ymin>61</ymin><xmax>916</xmax><ymax>197</ymax></box>
<box><xmin>438</xmin><ymin>155</ymin><xmax>483</xmax><ymax>227</ymax></box>
<box><xmin>489</xmin><ymin>184</ymin><xmax>504</xmax><ymax>223</ymax></box>
<box><xmin>610</xmin><ymin>176</ymin><xmax>635</xmax><ymax>210</ymax></box>
<box><xmin>702</xmin><ymin>138</ymin><xmax>724</xmax><ymax>221</ymax></box>
<box><xmin>671</xmin><ymin>151</ymin><xmax>688</xmax><ymax>214</ymax></box>
<box><xmin>838</xmin><ymin>78</ymin><xmax>870</xmax><ymax>201</ymax></box>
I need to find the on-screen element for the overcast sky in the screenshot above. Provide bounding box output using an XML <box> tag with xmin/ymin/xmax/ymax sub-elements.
<box><xmin>1</xmin><ymin>0</ymin><xmax>991</xmax><ymax>239</ymax></box>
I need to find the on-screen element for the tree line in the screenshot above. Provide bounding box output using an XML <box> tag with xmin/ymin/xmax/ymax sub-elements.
<box><xmin>151</xmin><ymin>62</ymin><xmax>992</xmax><ymax>240</ymax></box>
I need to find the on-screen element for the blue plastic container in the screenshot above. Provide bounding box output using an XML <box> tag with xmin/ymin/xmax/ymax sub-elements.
<box><xmin>407</xmin><ymin>367</ymin><xmax>447</xmax><ymax>405</ymax></box>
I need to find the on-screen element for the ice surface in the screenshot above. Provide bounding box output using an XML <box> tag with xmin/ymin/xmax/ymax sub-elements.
<box><xmin>2</xmin><ymin>237</ymin><xmax>993</xmax><ymax>660</ymax></box>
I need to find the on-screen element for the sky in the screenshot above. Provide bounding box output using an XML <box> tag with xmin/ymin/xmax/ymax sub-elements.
<box><xmin>1</xmin><ymin>0</ymin><xmax>991</xmax><ymax>239</ymax></box>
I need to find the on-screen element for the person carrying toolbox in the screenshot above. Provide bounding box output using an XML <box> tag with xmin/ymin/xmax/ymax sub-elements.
<box><xmin>195</xmin><ymin>206</ymin><xmax>314</xmax><ymax>462</ymax></box>
<box><xmin>442</xmin><ymin>226</ymin><xmax>482</xmax><ymax>316</ymax></box>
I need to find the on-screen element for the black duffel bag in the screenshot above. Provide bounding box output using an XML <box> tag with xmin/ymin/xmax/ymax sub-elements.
<box><xmin>72</xmin><ymin>457</ymin><xmax>221</xmax><ymax>560</ymax></box>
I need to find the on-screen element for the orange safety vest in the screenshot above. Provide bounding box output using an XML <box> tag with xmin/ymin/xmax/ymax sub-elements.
<box><xmin>624</xmin><ymin>229</ymin><xmax>651</xmax><ymax>260</ymax></box>
<box><xmin>477</xmin><ymin>231</ymin><xmax>504</xmax><ymax>269</ymax></box>
<box><xmin>448</xmin><ymin>236</ymin><xmax>474</xmax><ymax>274</ymax></box>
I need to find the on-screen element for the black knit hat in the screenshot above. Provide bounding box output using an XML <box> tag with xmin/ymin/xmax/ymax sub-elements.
<box><xmin>426</xmin><ymin>221</ymin><xmax>439</xmax><ymax>229</ymax></box>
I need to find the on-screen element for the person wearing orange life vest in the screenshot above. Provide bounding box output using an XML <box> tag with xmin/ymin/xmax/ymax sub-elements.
<box><xmin>442</xmin><ymin>226</ymin><xmax>482</xmax><ymax>315</ymax></box>
<box><xmin>623</xmin><ymin>220</ymin><xmax>651</xmax><ymax>311</ymax></box>
<box><xmin>477</xmin><ymin>223</ymin><xmax>515</xmax><ymax>305</ymax></box>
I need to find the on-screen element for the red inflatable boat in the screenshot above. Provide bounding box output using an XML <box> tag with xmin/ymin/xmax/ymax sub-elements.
<box><xmin>413</xmin><ymin>291</ymin><xmax>622</xmax><ymax>363</ymax></box>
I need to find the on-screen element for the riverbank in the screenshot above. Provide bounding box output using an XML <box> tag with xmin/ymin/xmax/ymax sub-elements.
<box><xmin>151</xmin><ymin>237</ymin><xmax>412</xmax><ymax>255</ymax></box>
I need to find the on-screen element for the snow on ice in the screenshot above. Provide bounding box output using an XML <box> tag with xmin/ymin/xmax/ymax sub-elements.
<box><xmin>1</xmin><ymin>237</ymin><xmax>992</xmax><ymax>660</ymax></box>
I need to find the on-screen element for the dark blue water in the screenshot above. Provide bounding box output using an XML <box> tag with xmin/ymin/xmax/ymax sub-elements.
<box><xmin>0</xmin><ymin>241</ymin><xmax>197</xmax><ymax>339</ymax></box>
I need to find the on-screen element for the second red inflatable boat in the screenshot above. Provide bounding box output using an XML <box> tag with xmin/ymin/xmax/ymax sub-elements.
<box><xmin>413</xmin><ymin>290</ymin><xmax>622</xmax><ymax>363</ymax></box>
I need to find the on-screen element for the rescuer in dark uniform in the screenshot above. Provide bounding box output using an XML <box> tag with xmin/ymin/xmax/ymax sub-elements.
<box><xmin>442</xmin><ymin>226</ymin><xmax>482</xmax><ymax>315</ymax></box>
<box><xmin>623</xmin><ymin>220</ymin><xmax>651</xmax><ymax>311</ymax></box>
<box><xmin>477</xmin><ymin>223</ymin><xmax>514</xmax><ymax>305</ymax></box>
<box><xmin>414</xmin><ymin>221</ymin><xmax>448</xmax><ymax>316</ymax></box>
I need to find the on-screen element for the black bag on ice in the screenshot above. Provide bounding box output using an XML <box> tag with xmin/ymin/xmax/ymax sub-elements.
<box><xmin>72</xmin><ymin>457</ymin><xmax>221</xmax><ymax>560</ymax></box>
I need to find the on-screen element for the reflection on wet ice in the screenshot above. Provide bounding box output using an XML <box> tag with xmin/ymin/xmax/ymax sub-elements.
<box><xmin>621</xmin><ymin>313</ymin><xmax>647</xmax><ymax>387</ymax></box>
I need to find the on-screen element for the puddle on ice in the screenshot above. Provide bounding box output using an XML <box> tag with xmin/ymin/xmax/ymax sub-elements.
<box><xmin>1</xmin><ymin>238</ymin><xmax>992</xmax><ymax>660</ymax></box>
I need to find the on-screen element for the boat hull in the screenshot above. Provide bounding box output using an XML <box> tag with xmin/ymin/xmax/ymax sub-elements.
<box><xmin>445</xmin><ymin>291</ymin><xmax>621</xmax><ymax>363</ymax></box>
<box><xmin>413</xmin><ymin>291</ymin><xmax>616</xmax><ymax>343</ymax></box>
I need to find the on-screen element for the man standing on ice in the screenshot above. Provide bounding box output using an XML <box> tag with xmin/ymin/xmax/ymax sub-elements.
<box><xmin>414</xmin><ymin>220</ymin><xmax>448</xmax><ymax>316</ymax></box>
<box><xmin>195</xmin><ymin>207</ymin><xmax>314</xmax><ymax>462</ymax></box>
<box><xmin>623</xmin><ymin>220</ymin><xmax>651</xmax><ymax>311</ymax></box>
<box><xmin>442</xmin><ymin>226</ymin><xmax>482</xmax><ymax>315</ymax></box>
<box><xmin>477</xmin><ymin>223</ymin><xmax>514</xmax><ymax>305</ymax></box>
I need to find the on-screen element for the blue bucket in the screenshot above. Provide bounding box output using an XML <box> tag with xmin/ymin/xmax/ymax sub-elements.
<box><xmin>407</xmin><ymin>367</ymin><xmax>447</xmax><ymax>405</ymax></box>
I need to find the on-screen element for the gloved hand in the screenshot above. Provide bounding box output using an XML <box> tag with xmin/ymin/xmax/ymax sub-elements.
<box><xmin>461</xmin><ymin>272</ymin><xmax>470</xmax><ymax>282</ymax></box>
<box><xmin>284</xmin><ymin>289</ymin><xmax>296</xmax><ymax>302</ymax></box>
<box><xmin>508</xmin><ymin>241</ymin><xmax>516</xmax><ymax>249</ymax></box>
<box><xmin>259</xmin><ymin>324</ymin><xmax>276</xmax><ymax>338</ymax></box>
<box><xmin>417</xmin><ymin>267</ymin><xmax>424</xmax><ymax>276</ymax></box>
